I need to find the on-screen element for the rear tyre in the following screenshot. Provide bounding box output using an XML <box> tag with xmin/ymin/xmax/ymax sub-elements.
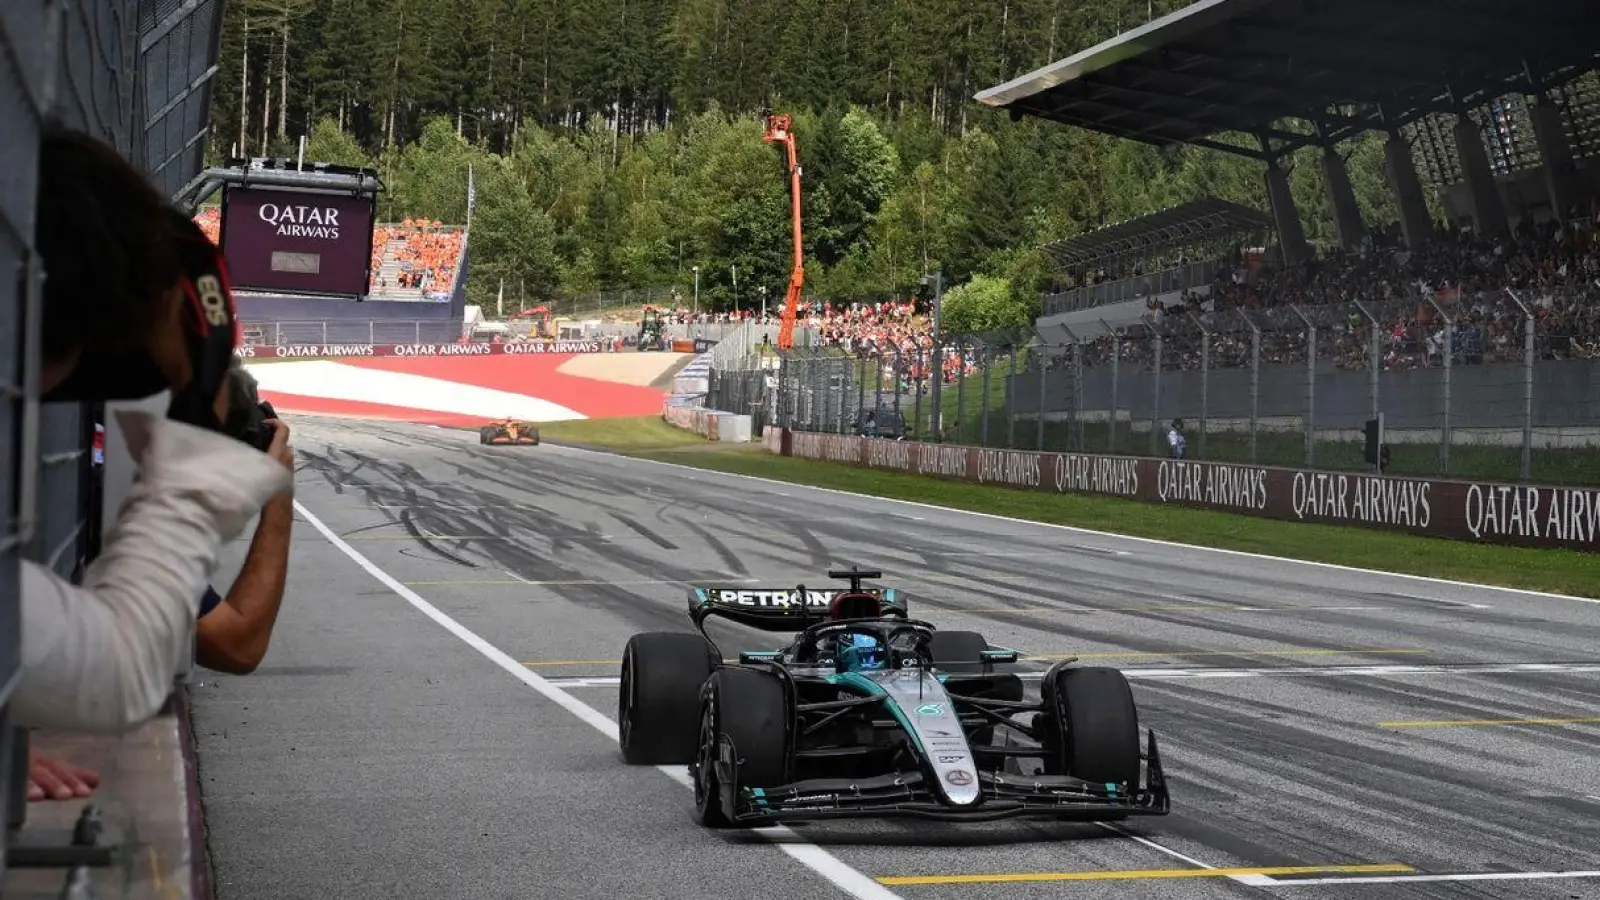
<box><xmin>479</xmin><ymin>426</ymin><xmax>495</xmax><ymax>444</ymax></box>
<box><xmin>693</xmin><ymin>668</ymin><xmax>788</xmax><ymax>828</ymax></box>
<box><xmin>617</xmin><ymin>633</ymin><xmax>719</xmax><ymax>765</ymax></box>
<box><xmin>928</xmin><ymin>630</ymin><xmax>989</xmax><ymax>674</ymax></box>
<box><xmin>1041</xmin><ymin>666</ymin><xmax>1140</xmax><ymax>787</ymax></box>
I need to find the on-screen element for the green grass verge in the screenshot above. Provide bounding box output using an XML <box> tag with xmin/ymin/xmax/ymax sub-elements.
<box><xmin>541</xmin><ymin>416</ymin><xmax>1600</xmax><ymax>598</ymax></box>
<box><xmin>537</xmin><ymin>415</ymin><xmax>754</xmax><ymax>453</ymax></box>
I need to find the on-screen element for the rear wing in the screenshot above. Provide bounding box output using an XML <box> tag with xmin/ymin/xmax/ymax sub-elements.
<box><xmin>689</xmin><ymin>585</ymin><xmax>908</xmax><ymax>631</ymax></box>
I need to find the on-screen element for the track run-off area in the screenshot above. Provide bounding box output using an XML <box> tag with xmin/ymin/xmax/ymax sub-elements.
<box><xmin>193</xmin><ymin>417</ymin><xmax>1600</xmax><ymax>900</ymax></box>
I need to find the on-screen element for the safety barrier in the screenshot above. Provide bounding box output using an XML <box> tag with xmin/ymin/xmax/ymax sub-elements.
<box><xmin>767</xmin><ymin>428</ymin><xmax>1600</xmax><ymax>553</ymax></box>
<box><xmin>667</xmin><ymin>406</ymin><xmax>753</xmax><ymax>442</ymax></box>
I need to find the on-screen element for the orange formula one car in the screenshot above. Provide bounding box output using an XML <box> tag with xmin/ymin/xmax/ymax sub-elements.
<box><xmin>479</xmin><ymin>418</ymin><xmax>541</xmax><ymax>445</ymax></box>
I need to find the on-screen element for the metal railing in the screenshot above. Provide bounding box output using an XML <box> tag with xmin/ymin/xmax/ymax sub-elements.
<box><xmin>1042</xmin><ymin>260</ymin><xmax>1220</xmax><ymax>316</ymax></box>
<box><xmin>768</xmin><ymin>285</ymin><xmax>1600</xmax><ymax>486</ymax></box>
<box><xmin>2</xmin><ymin>0</ymin><xmax>224</xmax><ymax>887</ymax></box>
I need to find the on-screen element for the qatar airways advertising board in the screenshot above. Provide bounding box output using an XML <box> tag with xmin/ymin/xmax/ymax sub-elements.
<box><xmin>220</xmin><ymin>186</ymin><xmax>375</xmax><ymax>296</ymax></box>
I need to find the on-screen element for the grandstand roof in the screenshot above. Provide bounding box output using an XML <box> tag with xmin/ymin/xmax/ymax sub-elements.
<box><xmin>975</xmin><ymin>0</ymin><xmax>1600</xmax><ymax>159</ymax></box>
<box><xmin>1043</xmin><ymin>197</ymin><xmax>1273</xmax><ymax>269</ymax></box>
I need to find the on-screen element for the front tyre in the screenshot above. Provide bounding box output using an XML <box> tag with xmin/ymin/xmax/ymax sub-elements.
<box><xmin>617</xmin><ymin>632</ymin><xmax>719</xmax><ymax>765</ymax></box>
<box><xmin>693</xmin><ymin>668</ymin><xmax>789</xmax><ymax>828</ymax></box>
<box><xmin>1041</xmin><ymin>666</ymin><xmax>1141</xmax><ymax>786</ymax></box>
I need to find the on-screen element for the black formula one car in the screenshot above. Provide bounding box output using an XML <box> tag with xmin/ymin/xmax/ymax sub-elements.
<box><xmin>479</xmin><ymin>419</ymin><xmax>540</xmax><ymax>445</ymax></box>
<box><xmin>617</xmin><ymin>567</ymin><xmax>1169</xmax><ymax>827</ymax></box>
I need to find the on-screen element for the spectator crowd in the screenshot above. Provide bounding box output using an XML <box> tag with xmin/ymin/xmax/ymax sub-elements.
<box><xmin>1099</xmin><ymin>207</ymin><xmax>1600</xmax><ymax>375</ymax></box>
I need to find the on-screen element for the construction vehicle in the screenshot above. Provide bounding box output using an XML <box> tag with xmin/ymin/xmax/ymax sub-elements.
<box><xmin>637</xmin><ymin>306</ymin><xmax>669</xmax><ymax>351</ymax></box>
<box><xmin>763</xmin><ymin>114</ymin><xmax>805</xmax><ymax>350</ymax></box>
<box><xmin>512</xmin><ymin>305</ymin><xmax>556</xmax><ymax>339</ymax></box>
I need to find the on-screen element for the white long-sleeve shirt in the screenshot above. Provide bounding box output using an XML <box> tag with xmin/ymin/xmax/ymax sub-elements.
<box><xmin>13</xmin><ymin>410</ymin><xmax>292</xmax><ymax>732</ymax></box>
<box><xmin>1168</xmin><ymin>428</ymin><xmax>1186</xmax><ymax>458</ymax></box>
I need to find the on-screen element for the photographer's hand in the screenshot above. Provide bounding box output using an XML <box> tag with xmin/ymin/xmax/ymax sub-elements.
<box><xmin>265</xmin><ymin>418</ymin><xmax>294</xmax><ymax>480</ymax></box>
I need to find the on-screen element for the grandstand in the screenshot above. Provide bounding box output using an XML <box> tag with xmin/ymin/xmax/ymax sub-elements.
<box><xmin>980</xmin><ymin>0</ymin><xmax>1599</xmax><ymax>266</ymax></box>
<box><xmin>369</xmin><ymin>220</ymin><xmax>466</xmax><ymax>299</ymax></box>
<box><xmin>954</xmin><ymin>0</ymin><xmax>1600</xmax><ymax>483</ymax></box>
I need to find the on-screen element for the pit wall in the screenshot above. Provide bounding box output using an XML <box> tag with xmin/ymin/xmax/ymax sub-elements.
<box><xmin>763</xmin><ymin>427</ymin><xmax>1600</xmax><ymax>554</ymax></box>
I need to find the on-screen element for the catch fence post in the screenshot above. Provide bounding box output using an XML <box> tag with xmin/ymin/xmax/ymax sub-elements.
<box><xmin>1239</xmin><ymin>310</ymin><xmax>1261</xmax><ymax>464</ymax></box>
<box><xmin>1101</xmin><ymin>319</ymin><xmax>1119</xmax><ymax>455</ymax></box>
<box><xmin>1149</xmin><ymin>317</ymin><xmax>1163</xmax><ymax>457</ymax></box>
<box><xmin>893</xmin><ymin>346</ymin><xmax>904</xmax><ymax>422</ymax></box>
<box><xmin>855</xmin><ymin>349</ymin><xmax>866</xmax><ymax>427</ymax></box>
<box><xmin>1064</xmin><ymin>326</ymin><xmax>1083</xmax><ymax>452</ymax></box>
<box><xmin>1352</xmin><ymin>300</ymin><xmax>1381</xmax><ymax>445</ymax></box>
<box><xmin>873</xmin><ymin>349</ymin><xmax>884</xmax><ymax>413</ymax></box>
<box><xmin>913</xmin><ymin>354</ymin><xmax>925</xmax><ymax>441</ymax></box>
<box><xmin>1006</xmin><ymin>342</ymin><xmax>1019</xmax><ymax>449</ymax></box>
<box><xmin>1187</xmin><ymin>312</ymin><xmax>1210</xmax><ymax>461</ymax></box>
<box><xmin>1036</xmin><ymin>340</ymin><xmax>1047</xmax><ymax>451</ymax></box>
<box><xmin>979</xmin><ymin>346</ymin><xmax>992</xmax><ymax>448</ymax></box>
<box><xmin>1505</xmin><ymin>289</ymin><xmax>1536</xmax><ymax>481</ymax></box>
<box><xmin>1424</xmin><ymin>294</ymin><xmax>1454</xmax><ymax>475</ymax></box>
<box><xmin>1290</xmin><ymin>305</ymin><xmax>1316</xmax><ymax>467</ymax></box>
<box><xmin>955</xmin><ymin>342</ymin><xmax>968</xmax><ymax>445</ymax></box>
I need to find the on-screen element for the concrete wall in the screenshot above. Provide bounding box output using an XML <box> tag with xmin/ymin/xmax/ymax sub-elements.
<box><xmin>236</xmin><ymin>294</ymin><xmax>456</xmax><ymax>323</ymax></box>
<box><xmin>1010</xmin><ymin>357</ymin><xmax>1600</xmax><ymax>431</ymax></box>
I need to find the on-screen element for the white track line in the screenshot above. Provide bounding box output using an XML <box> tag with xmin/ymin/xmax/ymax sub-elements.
<box><xmin>1094</xmin><ymin>822</ymin><xmax>1269</xmax><ymax>886</ymax></box>
<box><xmin>543</xmin><ymin>443</ymin><xmax>1600</xmax><ymax>605</ymax></box>
<box><xmin>293</xmin><ymin>500</ymin><xmax>905</xmax><ymax>900</ymax></box>
<box><xmin>1265</xmin><ymin>870</ymin><xmax>1600</xmax><ymax>887</ymax></box>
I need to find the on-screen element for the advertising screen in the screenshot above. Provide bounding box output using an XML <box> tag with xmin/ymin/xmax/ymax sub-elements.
<box><xmin>220</xmin><ymin>187</ymin><xmax>375</xmax><ymax>295</ymax></box>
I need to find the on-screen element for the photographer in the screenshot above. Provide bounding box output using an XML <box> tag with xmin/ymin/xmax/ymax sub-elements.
<box><xmin>30</xmin><ymin>368</ymin><xmax>293</xmax><ymax>800</ymax></box>
<box><xmin>13</xmin><ymin>126</ymin><xmax>292</xmax><ymax>733</ymax></box>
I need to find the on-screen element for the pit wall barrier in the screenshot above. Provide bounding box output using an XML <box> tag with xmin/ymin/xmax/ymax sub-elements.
<box><xmin>763</xmin><ymin>428</ymin><xmax>1600</xmax><ymax>554</ymax></box>
<box><xmin>234</xmin><ymin>338</ymin><xmax>622</xmax><ymax>359</ymax></box>
<box><xmin>666</xmin><ymin>405</ymin><xmax>752</xmax><ymax>441</ymax></box>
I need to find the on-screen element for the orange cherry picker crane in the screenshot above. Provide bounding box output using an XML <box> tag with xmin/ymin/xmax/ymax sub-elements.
<box><xmin>763</xmin><ymin>114</ymin><xmax>804</xmax><ymax>349</ymax></box>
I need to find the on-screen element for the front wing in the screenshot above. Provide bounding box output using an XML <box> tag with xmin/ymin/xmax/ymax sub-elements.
<box><xmin>722</xmin><ymin>730</ymin><xmax>1170</xmax><ymax>824</ymax></box>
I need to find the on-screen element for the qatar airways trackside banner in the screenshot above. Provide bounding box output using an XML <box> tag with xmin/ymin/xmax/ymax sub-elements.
<box><xmin>772</xmin><ymin>429</ymin><xmax>1600</xmax><ymax>554</ymax></box>
<box><xmin>234</xmin><ymin>339</ymin><xmax>622</xmax><ymax>359</ymax></box>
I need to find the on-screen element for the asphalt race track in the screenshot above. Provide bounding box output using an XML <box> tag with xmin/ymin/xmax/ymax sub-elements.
<box><xmin>190</xmin><ymin>417</ymin><xmax>1600</xmax><ymax>900</ymax></box>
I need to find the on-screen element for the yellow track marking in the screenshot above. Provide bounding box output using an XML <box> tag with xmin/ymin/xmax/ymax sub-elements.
<box><xmin>1380</xmin><ymin>716</ymin><xmax>1600</xmax><ymax>728</ymax></box>
<box><xmin>877</xmin><ymin>863</ymin><xmax>1415</xmax><ymax>885</ymax></box>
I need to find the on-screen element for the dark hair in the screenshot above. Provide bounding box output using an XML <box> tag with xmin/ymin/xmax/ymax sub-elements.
<box><xmin>34</xmin><ymin>124</ymin><xmax>182</xmax><ymax>365</ymax></box>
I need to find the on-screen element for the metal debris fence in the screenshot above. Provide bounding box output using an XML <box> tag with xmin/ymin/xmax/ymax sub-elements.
<box><xmin>2</xmin><ymin>0</ymin><xmax>226</xmax><ymax>882</ymax></box>
<box><xmin>764</xmin><ymin>286</ymin><xmax>1600</xmax><ymax>487</ymax></box>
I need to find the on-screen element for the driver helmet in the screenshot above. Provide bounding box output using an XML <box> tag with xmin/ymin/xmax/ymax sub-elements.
<box><xmin>839</xmin><ymin>632</ymin><xmax>887</xmax><ymax>672</ymax></box>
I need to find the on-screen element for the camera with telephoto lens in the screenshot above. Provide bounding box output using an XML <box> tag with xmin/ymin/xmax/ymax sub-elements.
<box><xmin>224</xmin><ymin>363</ymin><xmax>278</xmax><ymax>452</ymax></box>
<box><xmin>234</xmin><ymin>399</ymin><xmax>279</xmax><ymax>452</ymax></box>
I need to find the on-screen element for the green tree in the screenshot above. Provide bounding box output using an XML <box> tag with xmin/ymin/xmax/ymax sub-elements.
<box><xmin>940</xmin><ymin>273</ymin><xmax>1033</xmax><ymax>334</ymax></box>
